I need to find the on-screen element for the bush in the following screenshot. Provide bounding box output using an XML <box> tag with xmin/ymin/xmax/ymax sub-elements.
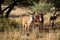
<box><xmin>31</xmin><ymin>2</ymin><xmax>53</xmax><ymax>14</ymax></box>
<box><xmin>0</xmin><ymin>18</ymin><xmax>21</xmax><ymax>32</ymax></box>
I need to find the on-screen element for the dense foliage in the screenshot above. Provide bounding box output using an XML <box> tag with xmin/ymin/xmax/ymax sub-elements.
<box><xmin>49</xmin><ymin>0</ymin><xmax>60</xmax><ymax>8</ymax></box>
<box><xmin>31</xmin><ymin>2</ymin><xmax>53</xmax><ymax>14</ymax></box>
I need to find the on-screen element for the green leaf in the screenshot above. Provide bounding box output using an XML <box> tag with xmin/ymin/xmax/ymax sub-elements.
<box><xmin>31</xmin><ymin>2</ymin><xmax>53</xmax><ymax>14</ymax></box>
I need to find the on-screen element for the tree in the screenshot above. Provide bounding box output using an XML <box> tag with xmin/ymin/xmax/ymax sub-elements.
<box><xmin>5</xmin><ymin>0</ymin><xmax>17</xmax><ymax>18</ymax></box>
<box><xmin>0</xmin><ymin>0</ymin><xmax>4</xmax><ymax>14</ymax></box>
<box><xmin>31</xmin><ymin>2</ymin><xmax>53</xmax><ymax>14</ymax></box>
<box><xmin>50</xmin><ymin>0</ymin><xmax>60</xmax><ymax>9</ymax></box>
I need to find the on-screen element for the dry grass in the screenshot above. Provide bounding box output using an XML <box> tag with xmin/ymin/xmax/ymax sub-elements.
<box><xmin>0</xmin><ymin>27</ymin><xmax>60</xmax><ymax>40</ymax></box>
<box><xmin>0</xmin><ymin>6</ymin><xmax>60</xmax><ymax>40</ymax></box>
<box><xmin>0</xmin><ymin>19</ymin><xmax>60</xmax><ymax>40</ymax></box>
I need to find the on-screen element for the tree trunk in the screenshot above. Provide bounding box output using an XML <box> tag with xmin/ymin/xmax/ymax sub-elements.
<box><xmin>5</xmin><ymin>1</ymin><xmax>17</xmax><ymax>18</ymax></box>
<box><xmin>0</xmin><ymin>0</ymin><xmax>4</xmax><ymax>14</ymax></box>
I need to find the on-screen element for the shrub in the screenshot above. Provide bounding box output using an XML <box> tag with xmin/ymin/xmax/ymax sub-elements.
<box><xmin>0</xmin><ymin>18</ymin><xmax>20</xmax><ymax>32</ymax></box>
<box><xmin>31</xmin><ymin>2</ymin><xmax>53</xmax><ymax>14</ymax></box>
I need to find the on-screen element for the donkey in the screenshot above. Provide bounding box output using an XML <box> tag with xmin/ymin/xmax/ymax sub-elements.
<box><xmin>22</xmin><ymin>14</ymin><xmax>34</xmax><ymax>31</ymax></box>
<box><xmin>50</xmin><ymin>15</ymin><xmax>58</xmax><ymax>29</ymax></box>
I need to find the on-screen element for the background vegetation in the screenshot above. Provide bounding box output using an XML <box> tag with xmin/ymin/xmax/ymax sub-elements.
<box><xmin>0</xmin><ymin>0</ymin><xmax>60</xmax><ymax>40</ymax></box>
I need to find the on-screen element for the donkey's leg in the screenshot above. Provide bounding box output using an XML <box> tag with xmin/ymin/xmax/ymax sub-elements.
<box><xmin>27</xmin><ymin>23</ymin><xmax>31</xmax><ymax>32</ymax></box>
<box><xmin>51</xmin><ymin>21</ymin><xmax>54</xmax><ymax>29</ymax></box>
<box><xmin>25</xmin><ymin>24</ymin><xmax>28</xmax><ymax>31</ymax></box>
<box><xmin>38</xmin><ymin>24</ymin><xmax>40</xmax><ymax>31</ymax></box>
